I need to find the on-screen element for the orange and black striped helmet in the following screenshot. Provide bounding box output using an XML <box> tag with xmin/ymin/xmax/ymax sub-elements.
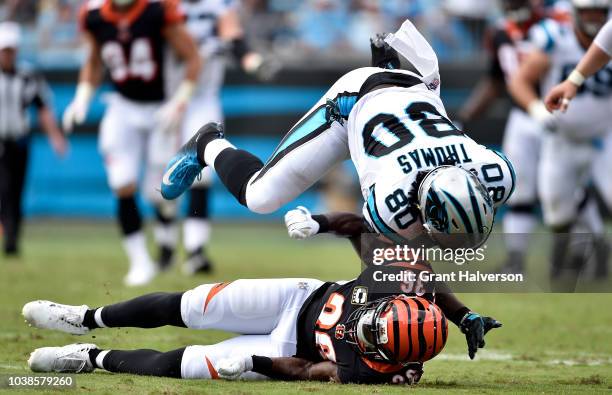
<box><xmin>346</xmin><ymin>295</ymin><xmax>447</xmax><ymax>364</ymax></box>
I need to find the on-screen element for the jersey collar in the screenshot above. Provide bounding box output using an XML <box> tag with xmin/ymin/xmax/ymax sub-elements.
<box><xmin>101</xmin><ymin>0</ymin><xmax>148</xmax><ymax>26</ymax></box>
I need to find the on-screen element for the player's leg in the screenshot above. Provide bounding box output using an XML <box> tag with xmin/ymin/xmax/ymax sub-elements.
<box><xmin>0</xmin><ymin>139</ymin><xmax>27</xmax><ymax>255</ymax></box>
<box><xmin>24</xmin><ymin>279</ymin><xmax>322</xmax><ymax>334</ymax></box>
<box><xmin>29</xmin><ymin>335</ymin><xmax>280</xmax><ymax>380</ymax></box>
<box><xmin>160</xmin><ymin>70</ymin><xmax>379</xmax><ymax>213</ymax></box>
<box><xmin>99</xmin><ymin>96</ymin><xmax>156</xmax><ymax>286</ymax></box>
<box><xmin>145</xmin><ymin>120</ymin><xmax>181</xmax><ymax>271</ymax></box>
<box><xmin>538</xmin><ymin>134</ymin><xmax>592</xmax><ymax>279</ymax></box>
<box><xmin>589</xmin><ymin>132</ymin><xmax>612</xmax><ymax>278</ymax></box>
<box><xmin>500</xmin><ymin>110</ymin><xmax>541</xmax><ymax>273</ymax></box>
<box><xmin>181</xmin><ymin>90</ymin><xmax>222</xmax><ymax>275</ymax></box>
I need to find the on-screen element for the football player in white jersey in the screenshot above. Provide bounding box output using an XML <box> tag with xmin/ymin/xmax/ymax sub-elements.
<box><xmin>161</xmin><ymin>20</ymin><xmax>515</xmax><ymax>250</ymax></box>
<box><xmin>546</xmin><ymin>18</ymin><xmax>612</xmax><ymax>111</ymax></box>
<box><xmin>459</xmin><ymin>0</ymin><xmax>568</xmax><ymax>274</ymax></box>
<box><xmin>165</xmin><ymin>0</ymin><xmax>273</xmax><ymax>274</ymax></box>
<box><xmin>509</xmin><ymin>0</ymin><xmax>611</xmax><ymax>278</ymax></box>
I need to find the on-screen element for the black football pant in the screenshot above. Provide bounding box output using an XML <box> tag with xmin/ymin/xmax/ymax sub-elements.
<box><xmin>0</xmin><ymin>138</ymin><xmax>29</xmax><ymax>255</ymax></box>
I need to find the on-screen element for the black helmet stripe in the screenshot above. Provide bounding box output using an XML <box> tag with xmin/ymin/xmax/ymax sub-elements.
<box><xmin>441</xmin><ymin>313</ymin><xmax>448</xmax><ymax>344</ymax></box>
<box><xmin>406</xmin><ymin>299</ymin><xmax>413</xmax><ymax>360</ymax></box>
<box><xmin>391</xmin><ymin>302</ymin><xmax>400</xmax><ymax>360</ymax></box>
<box><xmin>467</xmin><ymin>179</ymin><xmax>484</xmax><ymax>233</ymax></box>
<box><xmin>413</xmin><ymin>298</ymin><xmax>428</xmax><ymax>361</ymax></box>
<box><xmin>442</xmin><ymin>189</ymin><xmax>474</xmax><ymax>233</ymax></box>
<box><xmin>430</xmin><ymin>301</ymin><xmax>438</xmax><ymax>361</ymax></box>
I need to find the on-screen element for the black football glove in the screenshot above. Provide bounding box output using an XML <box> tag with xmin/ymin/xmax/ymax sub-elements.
<box><xmin>370</xmin><ymin>33</ymin><xmax>401</xmax><ymax>70</ymax></box>
<box><xmin>459</xmin><ymin>312</ymin><xmax>502</xmax><ymax>360</ymax></box>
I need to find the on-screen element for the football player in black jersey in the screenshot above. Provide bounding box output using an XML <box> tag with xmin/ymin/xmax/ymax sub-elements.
<box><xmin>63</xmin><ymin>0</ymin><xmax>202</xmax><ymax>286</ymax></box>
<box><xmin>23</xmin><ymin>210</ymin><xmax>500</xmax><ymax>384</ymax></box>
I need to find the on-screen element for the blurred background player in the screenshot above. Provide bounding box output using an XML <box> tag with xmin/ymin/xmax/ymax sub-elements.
<box><xmin>546</xmin><ymin>17</ymin><xmax>612</xmax><ymax>111</ymax></box>
<box><xmin>0</xmin><ymin>21</ymin><xmax>66</xmax><ymax>258</ymax></box>
<box><xmin>62</xmin><ymin>0</ymin><xmax>201</xmax><ymax>286</ymax></box>
<box><xmin>459</xmin><ymin>0</ymin><xmax>568</xmax><ymax>274</ymax></box>
<box><xmin>509</xmin><ymin>0</ymin><xmax>611</xmax><ymax>279</ymax></box>
<box><xmin>167</xmin><ymin>0</ymin><xmax>276</xmax><ymax>275</ymax></box>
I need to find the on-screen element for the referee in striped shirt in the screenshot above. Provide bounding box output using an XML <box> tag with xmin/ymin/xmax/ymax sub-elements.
<box><xmin>0</xmin><ymin>22</ymin><xmax>66</xmax><ymax>257</ymax></box>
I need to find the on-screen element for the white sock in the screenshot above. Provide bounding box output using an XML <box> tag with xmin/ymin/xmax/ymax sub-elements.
<box><xmin>94</xmin><ymin>307</ymin><xmax>107</xmax><ymax>328</ymax></box>
<box><xmin>122</xmin><ymin>232</ymin><xmax>153</xmax><ymax>270</ymax></box>
<box><xmin>183</xmin><ymin>219</ymin><xmax>211</xmax><ymax>252</ymax></box>
<box><xmin>503</xmin><ymin>212</ymin><xmax>537</xmax><ymax>252</ymax></box>
<box><xmin>575</xmin><ymin>198</ymin><xmax>604</xmax><ymax>235</ymax></box>
<box><xmin>154</xmin><ymin>223</ymin><xmax>179</xmax><ymax>248</ymax></box>
<box><xmin>204</xmin><ymin>139</ymin><xmax>235</xmax><ymax>169</ymax></box>
<box><xmin>95</xmin><ymin>350</ymin><xmax>111</xmax><ymax>370</ymax></box>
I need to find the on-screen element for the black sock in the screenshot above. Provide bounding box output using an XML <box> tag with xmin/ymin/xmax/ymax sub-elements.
<box><xmin>118</xmin><ymin>196</ymin><xmax>142</xmax><ymax>236</ymax></box>
<box><xmin>100</xmin><ymin>348</ymin><xmax>186</xmax><ymax>378</ymax></box>
<box><xmin>214</xmin><ymin>148</ymin><xmax>263</xmax><ymax>206</ymax></box>
<box><xmin>195</xmin><ymin>123</ymin><xmax>224</xmax><ymax>166</ymax></box>
<box><xmin>188</xmin><ymin>187</ymin><xmax>209</xmax><ymax>219</ymax></box>
<box><xmin>83</xmin><ymin>309</ymin><xmax>99</xmax><ymax>330</ymax></box>
<box><xmin>100</xmin><ymin>292</ymin><xmax>186</xmax><ymax>328</ymax></box>
<box><xmin>88</xmin><ymin>348</ymin><xmax>102</xmax><ymax>366</ymax></box>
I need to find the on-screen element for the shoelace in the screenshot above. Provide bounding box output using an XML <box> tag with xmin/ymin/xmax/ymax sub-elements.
<box><xmin>172</xmin><ymin>159</ymin><xmax>202</xmax><ymax>186</ymax></box>
<box><xmin>53</xmin><ymin>347</ymin><xmax>90</xmax><ymax>373</ymax></box>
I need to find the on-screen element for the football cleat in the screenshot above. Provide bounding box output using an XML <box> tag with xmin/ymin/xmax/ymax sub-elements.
<box><xmin>29</xmin><ymin>343</ymin><xmax>97</xmax><ymax>373</ymax></box>
<box><xmin>124</xmin><ymin>262</ymin><xmax>158</xmax><ymax>287</ymax></box>
<box><xmin>23</xmin><ymin>301</ymin><xmax>89</xmax><ymax>335</ymax></box>
<box><xmin>160</xmin><ymin>122</ymin><xmax>224</xmax><ymax>200</ymax></box>
<box><xmin>182</xmin><ymin>249</ymin><xmax>213</xmax><ymax>275</ymax></box>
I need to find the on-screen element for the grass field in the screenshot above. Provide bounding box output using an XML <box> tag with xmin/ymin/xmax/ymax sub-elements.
<box><xmin>1</xmin><ymin>221</ymin><xmax>611</xmax><ymax>394</ymax></box>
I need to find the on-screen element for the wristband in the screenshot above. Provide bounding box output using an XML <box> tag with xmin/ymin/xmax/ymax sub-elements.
<box><xmin>567</xmin><ymin>69</ymin><xmax>585</xmax><ymax>87</ymax></box>
<box><xmin>312</xmin><ymin>214</ymin><xmax>329</xmax><ymax>233</ymax></box>
<box><xmin>449</xmin><ymin>306</ymin><xmax>471</xmax><ymax>327</ymax></box>
<box><xmin>172</xmin><ymin>80</ymin><xmax>195</xmax><ymax>104</ymax></box>
<box><xmin>251</xmin><ymin>355</ymin><xmax>273</xmax><ymax>376</ymax></box>
<box><xmin>527</xmin><ymin>100</ymin><xmax>551</xmax><ymax>122</ymax></box>
<box><xmin>75</xmin><ymin>82</ymin><xmax>94</xmax><ymax>105</ymax></box>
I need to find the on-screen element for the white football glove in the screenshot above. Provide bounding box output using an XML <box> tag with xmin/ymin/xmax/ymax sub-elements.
<box><xmin>217</xmin><ymin>355</ymin><xmax>253</xmax><ymax>380</ymax></box>
<box><xmin>284</xmin><ymin>206</ymin><xmax>320</xmax><ymax>240</ymax></box>
<box><xmin>527</xmin><ymin>100</ymin><xmax>558</xmax><ymax>132</ymax></box>
<box><xmin>62</xmin><ymin>82</ymin><xmax>93</xmax><ymax>134</ymax></box>
<box><xmin>155</xmin><ymin>81</ymin><xmax>195</xmax><ymax>134</ymax></box>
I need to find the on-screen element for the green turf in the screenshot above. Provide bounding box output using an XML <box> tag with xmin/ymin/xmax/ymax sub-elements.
<box><xmin>1</xmin><ymin>221</ymin><xmax>611</xmax><ymax>394</ymax></box>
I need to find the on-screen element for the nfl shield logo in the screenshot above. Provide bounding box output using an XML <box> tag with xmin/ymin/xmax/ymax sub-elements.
<box><xmin>351</xmin><ymin>286</ymin><xmax>368</xmax><ymax>305</ymax></box>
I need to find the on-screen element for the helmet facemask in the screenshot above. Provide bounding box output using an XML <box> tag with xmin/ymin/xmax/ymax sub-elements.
<box><xmin>572</xmin><ymin>0</ymin><xmax>610</xmax><ymax>37</ymax></box>
<box><xmin>345</xmin><ymin>297</ymin><xmax>395</xmax><ymax>363</ymax></box>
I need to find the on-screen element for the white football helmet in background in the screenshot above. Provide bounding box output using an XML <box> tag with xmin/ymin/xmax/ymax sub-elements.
<box><xmin>572</xmin><ymin>0</ymin><xmax>610</xmax><ymax>37</ymax></box>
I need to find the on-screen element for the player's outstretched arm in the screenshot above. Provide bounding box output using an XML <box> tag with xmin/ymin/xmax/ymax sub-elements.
<box><xmin>436</xmin><ymin>281</ymin><xmax>502</xmax><ymax>360</ymax></box>
<box><xmin>62</xmin><ymin>32</ymin><xmax>102</xmax><ymax>133</ymax></box>
<box><xmin>508</xmin><ymin>50</ymin><xmax>556</xmax><ymax>130</ymax></box>
<box><xmin>284</xmin><ymin>207</ymin><xmax>365</xmax><ymax>240</ymax></box>
<box><xmin>218</xmin><ymin>355</ymin><xmax>338</xmax><ymax>382</ymax></box>
<box><xmin>545</xmin><ymin>44</ymin><xmax>611</xmax><ymax>112</ymax></box>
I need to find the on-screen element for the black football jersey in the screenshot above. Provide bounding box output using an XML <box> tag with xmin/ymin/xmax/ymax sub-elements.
<box><xmin>295</xmin><ymin>262</ymin><xmax>436</xmax><ymax>384</ymax></box>
<box><xmin>80</xmin><ymin>0</ymin><xmax>184</xmax><ymax>102</ymax></box>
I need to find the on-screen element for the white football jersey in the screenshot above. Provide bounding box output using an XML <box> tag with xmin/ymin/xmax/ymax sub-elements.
<box><xmin>182</xmin><ymin>0</ymin><xmax>236</xmax><ymax>57</ymax></box>
<box><xmin>530</xmin><ymin>18</ymin><xmax>612</xmax><ymax>139</ymax></box>
<box><xmin>335</xmin><ymin>68</ymin><xmax>515</xmax><ymax>242</ymax></box>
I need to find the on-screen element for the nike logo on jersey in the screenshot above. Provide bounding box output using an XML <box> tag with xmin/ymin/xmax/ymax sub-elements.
<box><xmin>162</xmin><ymin>157</ymin><xmax>186</xmax><ymax>186</ymax></box>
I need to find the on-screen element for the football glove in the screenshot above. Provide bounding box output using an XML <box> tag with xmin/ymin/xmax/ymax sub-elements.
<box><xmin>527</xmin><ymin>100</ymin><xmax>558</xmax><ymax>131</ymax></box>
<box><xmin>459</xmin><ymin>312</ymin><xmax>502</xmax><ymax>360</ymax></box>
<box><xmin>155</xmin><ymin>81</ymin><xmax>195</xmax><ymax>134</ymax></box>
<box><xmin>284</xmin><ymin>206</ymin><xmax>320</xmax><ymax>240</ymax></box>
<box><xmin>62</xmin><ymin>82</ymin><xmax>93</xmax><ymax>133</ymax></box>
<box><xmin>217</xmin><ymin>355</ymin><xmax>253</xmax><ymax>380</ymax></box>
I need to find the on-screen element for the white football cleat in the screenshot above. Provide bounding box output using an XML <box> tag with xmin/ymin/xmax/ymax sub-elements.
<box><xmin>23</xmin><ymin>301</ymin><xmax>89</xmax><ymax>335</ymax></box>
<box><xmin>123</xmin><ymin>263</ymin><xmax>158</xmax><ymax>287</ymax></box>
<box><xmin>28</xmin><ymin>343</ymin><xmax>97</xmax><ymax>373</ymax></box>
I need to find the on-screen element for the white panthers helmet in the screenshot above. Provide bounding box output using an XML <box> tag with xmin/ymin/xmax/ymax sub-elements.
<box><xmin>364</xmin><ymin>166</ymin><xmax>494</xmax><ymax>249</ymax></box>
<box><xmin>572</xmin><ymin>0</ymin><xmax>610</xmax><ymax>37</ymax></box>
<box><xmin>418</xmin><ymin>166</ymin><xmax>494</xmax><ymax>249</ymax></box>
